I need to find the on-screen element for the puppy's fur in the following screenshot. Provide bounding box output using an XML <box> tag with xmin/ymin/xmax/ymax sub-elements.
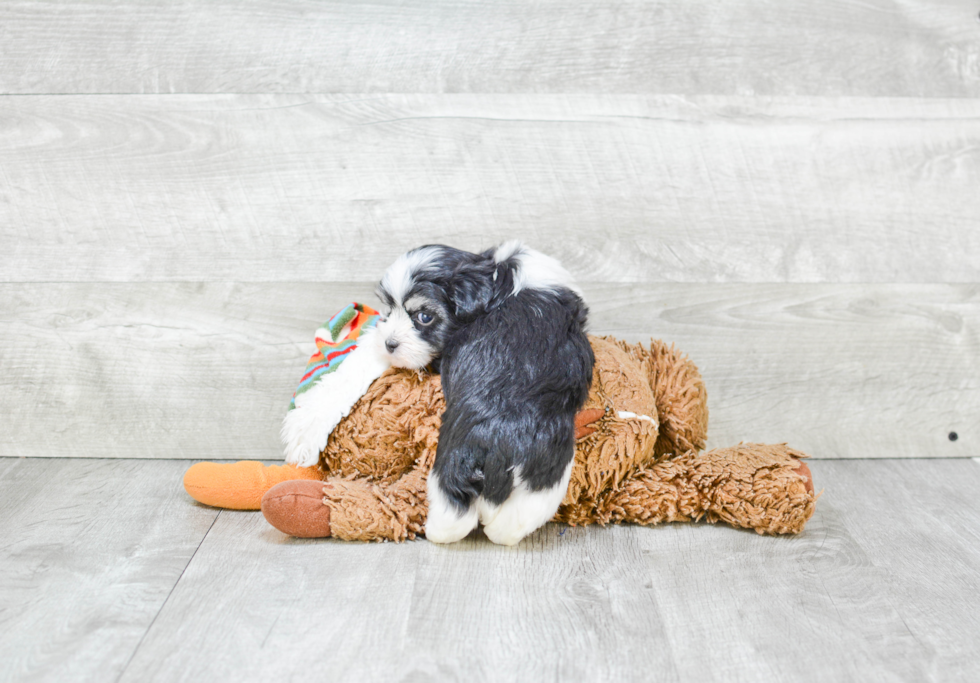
<box><xmin>375</xmin><ymin>241</ymin><xmax>594</xmax><ymax>545</ymax></box>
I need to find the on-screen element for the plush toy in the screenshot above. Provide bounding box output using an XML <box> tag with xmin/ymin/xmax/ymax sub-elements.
<box><xmin>184</xmin><ymin>333</ymin><xmax>817</xmax><ymax>541</ymax></box>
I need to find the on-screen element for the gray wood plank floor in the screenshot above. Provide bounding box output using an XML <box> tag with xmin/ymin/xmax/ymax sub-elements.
<box><xmin>1</xmin><ymin>457</ymin><xmax>978</xmax><ymax>682</ymax></box>
<box><xmin>2</xmin><ymin>282</ymin><xmax>976</xmax><ymax>461</ymax></box>
<box><xmin>0</xmin><ymin>459</ymin><xmax>218</xmax><ymax>683</ymax></box>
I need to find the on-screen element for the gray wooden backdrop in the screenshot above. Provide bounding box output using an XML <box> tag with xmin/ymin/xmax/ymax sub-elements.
<box><xmin>1</xmin><ymin>1</ymin><xmax>978</xmax><ymax>461</ymax></box>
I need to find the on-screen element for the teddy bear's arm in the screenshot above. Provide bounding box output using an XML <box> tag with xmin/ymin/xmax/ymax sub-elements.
<box><xmin>282</xmin><ymin>329</ymin><xmax>391</xmax><ymax>467</ymax></box>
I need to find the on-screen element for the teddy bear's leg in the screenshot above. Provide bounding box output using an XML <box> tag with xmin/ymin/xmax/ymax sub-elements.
<box><xmin>598</xmin><ymin>453</ymin><xmax>705</xmax><ymax>526</ymax></box>
<box><xmin>328</xmin><ymin>468</ymin><xmax>431</xmax><ymax>541</ymax></box>
<box><xmin>689</xmin><ymin>444</ymin><xmax>816</xmax><ymax>534</ymax></box>
<box><xmin>264</xmin><ymin>467</ymin><xmax>430</xmax><ymax>542</ymax></box>
<box><xmin>602</xmin><ymin>444</ymin><xmax>817</xmax><ymax>535</ymax></box>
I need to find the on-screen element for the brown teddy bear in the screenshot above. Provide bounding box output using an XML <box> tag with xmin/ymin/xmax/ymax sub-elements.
<box><xmin>184</xmin><ymin>335</ymin><xmax>817</xmax><ymax>541</ymax></box>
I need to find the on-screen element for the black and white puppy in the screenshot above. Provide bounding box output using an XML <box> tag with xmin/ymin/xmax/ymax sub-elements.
<box><xmin>374</xmin><ymin>241</ymin><xmax>594</xmax><ymax>546</ymax></box>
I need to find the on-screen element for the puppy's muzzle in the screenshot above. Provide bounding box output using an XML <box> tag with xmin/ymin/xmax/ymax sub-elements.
<box><xmin>385</xmin><ymin>339</ymin><xmax>400</xmax><ymax>353</ymax></box>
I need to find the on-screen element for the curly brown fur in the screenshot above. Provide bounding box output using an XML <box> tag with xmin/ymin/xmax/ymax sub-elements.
<box><xmin>308</xmin><ymin>337</ymin><xmax>815</xmax><ymax>541</ymax></box>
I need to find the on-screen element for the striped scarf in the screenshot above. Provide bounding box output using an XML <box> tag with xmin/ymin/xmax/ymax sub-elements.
<box><xmin>289</xmin><ymin>302</ymin><xmax>381</xmax><ymax>410</ymax></box>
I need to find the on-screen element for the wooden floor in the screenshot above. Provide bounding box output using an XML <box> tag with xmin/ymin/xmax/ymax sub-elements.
<box><xmin>0</xmin><ymin>457</ymin><xmax>978</xmax><ymax>682</ymax></box>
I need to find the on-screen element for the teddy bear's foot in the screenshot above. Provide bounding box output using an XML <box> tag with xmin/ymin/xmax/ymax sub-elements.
<box><xmin>261</xmin><ymin>480</ymin><xmax>332</xmax><ymax>538</ymax></box>
<box><xmin>692</xmin><ymin>444</ymin><xmax>817</xmax><ymax>534</ymax></box>
<box><xmin>792</xmin><ymin>459</ymin><xmax>815</xmax><ymax>494</ymax></box>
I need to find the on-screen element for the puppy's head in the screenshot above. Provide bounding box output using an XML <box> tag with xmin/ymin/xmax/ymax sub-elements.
<box><xmin>374</xmin><ymin>241</ymin><xmax>577</xmax><ymax>369</ymax></box>
<box><xmin>374</xmin><ymin>245</ymin><xmax>495</xmax><ymax>369</ymax></box>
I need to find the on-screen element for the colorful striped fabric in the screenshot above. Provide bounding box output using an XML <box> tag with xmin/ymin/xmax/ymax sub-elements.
<box><xmin>289</xmin><ymin>302</ymin><xmax>381</xmax><ymax>410</ymax></box>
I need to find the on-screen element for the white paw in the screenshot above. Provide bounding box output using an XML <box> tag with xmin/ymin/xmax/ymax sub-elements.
<box><xmin>280</xmin><ymin>332</ymin><xmax>391</xmax><ymax>466</ymax></box>
<box><xmin>480</xmin><ymin>461</ymin><xmax>574</xmax><ymax>546</ymax></box>
<box><xmin>482</xmin><ymin>519</ymin><xmax>534</xmax><ymax>547</ymax></box>
<box><xmin>281</xmin><ymin>403</ymin><xmax>334</xmax><ymax>467</ymax></box>
<box><xmin>424</xmin><ymin>471</ymin><xmax>479</xmax><ymax>543</ymax></box>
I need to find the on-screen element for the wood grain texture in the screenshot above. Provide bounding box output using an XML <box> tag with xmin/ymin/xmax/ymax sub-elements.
<box><xmin>0</xmin><ymin>458</ymin><xmax>218</xmax><ymax>682</ymax></box>
<box><xmin>599</xmin><ymin>283</ymin><xmax>980</xmax><ymax>460</ymax></box>
<box><xmin>1</xmin><ymin>282</ymin><xmax>975</xmax><ymax>460</ymax></box>
<box><xmin>119</xmin><ymin>511</ymin><xmax>676</xmax><ymax>682</ymax></box>
<box><xmin>633</xmin><ymin>458</ymin><xmax>980</xmax><ymax>681</ymax></box>
<box><xmin>114</xmin><ymin>459</ymin><xmax>980</xmax><ymax>682</ymax></box>
<box><xmin>823</xmin><ymin>459</ymin><xmax>980</xmax><ymax>681</ymax></box>
<box><xmin>2</xmin><ymin>95</ymin><xmax>979</xmax><ymax>284</ymax></box>
<box><xmin>1</xmin><ymin>1</ymin><xmax>978</xmax><ymax>96</ymax></box>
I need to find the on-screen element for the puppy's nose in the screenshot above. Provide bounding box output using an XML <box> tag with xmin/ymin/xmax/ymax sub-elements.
<box><xmin>385</xmin><ymin>339</ymin><xmax>399</xmax><ymax>353</ymax></box>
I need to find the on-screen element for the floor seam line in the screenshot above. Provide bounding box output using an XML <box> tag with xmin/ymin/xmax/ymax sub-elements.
<box><xmin>114</xmin><ymin>509</ymin><xmax>222</xmax><ymax>682</ymax></box>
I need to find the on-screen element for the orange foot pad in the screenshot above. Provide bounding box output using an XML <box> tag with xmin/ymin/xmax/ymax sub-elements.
<box><xmin>261</xmin><ymin>480</ymin><xmax>333</xmax><ymax>538</ymax></box>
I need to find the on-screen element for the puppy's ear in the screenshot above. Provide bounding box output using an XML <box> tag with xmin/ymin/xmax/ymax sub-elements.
<box><xmin>449</xmin><ymin>261</ymin><xmax>495</xmax><ymax>322</ymax></box>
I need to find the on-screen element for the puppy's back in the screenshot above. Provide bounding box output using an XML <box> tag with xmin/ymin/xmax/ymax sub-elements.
<box><xmin>433</xmin><ymin>286</ymin><xmax>594</xmax><ymax>514</ymax></box>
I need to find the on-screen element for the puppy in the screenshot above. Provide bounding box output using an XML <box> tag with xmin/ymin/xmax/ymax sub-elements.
<box><xmin>374</xmin><ymin>241</ymin><xmax>594</xmax><ymax>545</ymax></box>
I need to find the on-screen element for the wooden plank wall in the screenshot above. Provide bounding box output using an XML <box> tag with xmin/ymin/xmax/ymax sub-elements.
<box><xmin>2</xmin><ymin>1</ymin><xmax>978</xmax><ymax>96</ymax></box>
<box><xmin>0</xmin><ymin>1</ymin><xmax>977</xmax><ymax>460</ymax></box>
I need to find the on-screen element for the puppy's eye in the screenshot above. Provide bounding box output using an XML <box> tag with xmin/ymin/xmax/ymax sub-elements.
<box><xmin>414</xmin><ymin>311</ymin><xmax>434</xmax><ymax>326</ymax></box>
